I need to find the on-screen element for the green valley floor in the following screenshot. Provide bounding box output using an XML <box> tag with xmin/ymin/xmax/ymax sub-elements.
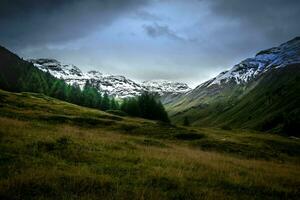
<box><xmin>0</xmin><ymin>90</ymin><xmax>299</xmax><ymax>200</ymax></box>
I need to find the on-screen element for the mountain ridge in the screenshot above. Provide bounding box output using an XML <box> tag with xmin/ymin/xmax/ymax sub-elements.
<box><xmin>29</xmin><ymin>58</ymin><xmax>191</xmax><ymax>98</ymax></box>
<box><xmin>198</xmin><ymin>36</ymin><xmax>300</xmax><ymax>89</ymax></box>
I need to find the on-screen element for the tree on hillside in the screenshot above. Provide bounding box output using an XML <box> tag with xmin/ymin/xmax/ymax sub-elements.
<box><xmin>155</xmin><ymin>101</ymin><xmax>170</xmax><ymax>123</ymax></box>
<box><xmin>50</xmin><ymin>80</ymin><xmax>67</xmax><ymax>100</ymax></box>
<box><xmin>121</xmin><ymin>98</ymin><xmax>128</xmax><ymax>112</ymax></box>
<box><xmin>127</xmin><ymin>98</ymin><xmax>141</xmax><ymax>116</ymax></box>
<box><xmin>101</xmin><ymin>92</ymin><xmax>110</xmax><ymax>111</ymax></box>
<box><xmin>68</xmin><ymin>83</ymin><xmax>82</xmax><ymax>105</ymax></box>
<box><xmin>110</xmin><ymin>98</ymin><xmax>119</xmax><ymax>110</ymax></box>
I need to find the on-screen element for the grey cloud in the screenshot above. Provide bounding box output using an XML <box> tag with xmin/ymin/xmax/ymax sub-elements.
<box><xmin>133</xmin><ymin>10</ymin><xmax>162</xmax><ymax>21</ymax></box>
<box><xmin>143</xmin><ymin>23</ymin><xmax>186</xmax><ymax>41</ymax></box>
<box><xmin>210</xmin><ymin>0</ymin><xmax>300</xmax><ymax>42</ymax></box>
<box><xmin>0</xmin><ymin>0</ymin><xmax>149</xmax><ymax>48</ymax></box>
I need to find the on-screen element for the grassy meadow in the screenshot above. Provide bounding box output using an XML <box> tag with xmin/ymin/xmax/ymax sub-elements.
<box><xmin>0</xmin><ymin>89</ymin><xmax>299</xmax><ymax>199</ymax></box>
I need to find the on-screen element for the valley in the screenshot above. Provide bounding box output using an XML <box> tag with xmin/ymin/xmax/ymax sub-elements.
<box><xmin>26</xmin><ymin>37</ymin><xmax>300</xmax><ymax>135</ymax></box>
<box><xmin>0</xmin><ymin>27</ymin><xmax>299</xmax><ymax>200</ymax></box>
<box><xmin>1</xmin><ymin>1</ymin><xmax>300</xmax><ymax>199</ymax></box>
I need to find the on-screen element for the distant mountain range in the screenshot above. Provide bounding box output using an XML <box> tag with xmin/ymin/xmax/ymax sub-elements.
<box><xmin>165</xmin><ymin>37</ymin><xmax>300</xmax><ymax>134</ymax></box>
<box><xmin>29</xmin><ymin>58</ymin><xmax>191</xmax><ymax>98</ymax></box>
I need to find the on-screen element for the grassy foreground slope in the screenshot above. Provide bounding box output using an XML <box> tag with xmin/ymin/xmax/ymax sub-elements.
<box><xmin>0</xmin><ymin>89</ymin><xmax>300</xmax><ymax>199</ymax></box>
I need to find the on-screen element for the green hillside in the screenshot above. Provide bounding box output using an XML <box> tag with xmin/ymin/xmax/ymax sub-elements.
<box><xmin>0</xmin><ymin>89</ymin><xmax>299</xmax><ymax>199</ymax></box>
<box><xmin>166</xmin><ymin>65</ymin><xmax>300</xmax><ymax>135</ymax></box>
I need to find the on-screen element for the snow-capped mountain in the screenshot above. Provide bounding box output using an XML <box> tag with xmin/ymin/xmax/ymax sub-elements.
<box><xmin>29</xmin><ymin>58</ymin><xmax>191</xmax><ymax>98</ymax></box>
<box><xmin>200</xmin><ymin>37</ymin><xmax>300</xmax><ymax>88</ymax></box>
<box><xmin>142</xmin><ymin>80</ymin><xmax>191</xmax><ymax>95</ymax></box>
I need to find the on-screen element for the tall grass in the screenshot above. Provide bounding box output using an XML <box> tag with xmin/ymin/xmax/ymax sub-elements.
<box><xmin>0</xmin><ymin>90</ymin><xmax>299</xmax><ymax>199</ymax></box>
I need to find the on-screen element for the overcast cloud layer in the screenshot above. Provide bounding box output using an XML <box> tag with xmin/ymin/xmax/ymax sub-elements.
<box><xmin>1</xmin><ymin>0</ymin><xmax>300</xmax><ymax>87</ymax></box>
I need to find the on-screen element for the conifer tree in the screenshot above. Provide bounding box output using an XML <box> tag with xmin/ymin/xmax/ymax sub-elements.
<box><xmin>121</xmin><ymin>98</ymin><xmax>128</xmax><ymax>112</ymax></box>
<box><xmin>126</xmin><ymin>98</ymin><xmax>141</xmax><ymax>116</ymax></box>
<box><xmin>110</xmin><ymin>98</ymin><xmax>119</xmax><ymax>110</ymax></box>
<box><xmin>101</xmin><ymin>92</ymin><xmax>110</xmax><ymax>110</ymax></box>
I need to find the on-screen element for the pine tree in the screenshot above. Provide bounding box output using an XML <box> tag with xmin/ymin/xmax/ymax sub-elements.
<box><xmin>50</xmin><ymin>80</ymin><xmax>66</xmax><ymax>100</ymax></box>
<box><xmin>110</xmin><ymin>98</ymin><xmax>119</xmax><ymax>110</ymax></box>
<box><xmin>69</xmin><ymin>83</ymin><xmax>82</xmax><ymax>105</ymax></box>
<box><xmin>121</xmin><ymin>98</ymin><xmax>128</xmax><ymax>112</ymax></box>
<box><xmin>101</xmin><ymin>92</ymin><xmax>110</xmax><ymax>110</ymax></box>
<box><xmin>127</xmin><ymin>98</ymin><xmax>141</xmax><ymax>116</ymax></box>
<box><xmin>156</xmin><ymin>101</ymin><xmax>170</xmax><ymax>123</ymax></box>
<box><xmin>138</xmin><ymin>92</ymin><xmax>152</xmax><ymax>118</ymax></box>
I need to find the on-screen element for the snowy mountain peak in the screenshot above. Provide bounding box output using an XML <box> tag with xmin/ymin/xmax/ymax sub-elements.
<box><xmin>29</xmin><ymin>58</ymin><xmax>85</xmax><ymax>79</ymax></box>
<box><xmin>87</xmin><ymin>70</ymin><xmax>103</xmax><ymax>78</ymax></box>
<box><xmin>142</xmin><ymin>80</ymin><xmax>191</xmax><ymax>95</ymax></box>
<box><xmin>205</xmin><ymin>37</ymin><xmax>300</xmax><ymax>88</ymax></box>
<box><xmin>29</xmin><ymin>59</ymin><xmax>190</xmax><ymax>98</ymax></box>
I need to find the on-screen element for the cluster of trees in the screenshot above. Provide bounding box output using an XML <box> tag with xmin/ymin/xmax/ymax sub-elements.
<box><xmin>20</xmin><ymin>69</ymin><xmax>120</xmax><ymax>111</ymax></box>
<box><xmin>120</xmin><ymin>92</ymin><xmax>170</xmax><ymax>123</ymax></box>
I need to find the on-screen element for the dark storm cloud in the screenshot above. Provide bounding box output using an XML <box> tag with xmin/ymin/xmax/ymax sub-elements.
<box><xmin>143</xmin><ymin>23</ymin><xmax>186</xmax><ymax>41</ymax></box>
<box><xmin>0</xmin><ymin>0</ymin><xmax>149</xmax><ymax>48</ymax></box>
<box><xmin>133</xmin><ymin>10</ymin><xmax>162</xmax><ymax>21</ymax></box>
<box><xmin>210</xmin><ymin>0</ymin><xmax>300</xmax><ymax>42</ymax></box>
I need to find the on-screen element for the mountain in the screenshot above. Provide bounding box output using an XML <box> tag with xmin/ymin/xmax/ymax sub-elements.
<box><xmin>29</xmin><ymin>58</ymin><xmax>145</xmax><ymax>98</ymax></box>
<box><xmin>142</xmin><ymin>80</ymin><xmax>190</xmax><ymax>95</ymax></box>
<box><xmin>29</xmin><ymin>59</ymin><xmax>191</xmax><ymax>98</ymax></box>
<box><xmin>201</xmin><ymin>36</ymin><xmax>300</xmax><ymax>87</ymax></box>
<box><xmin>166</xmin><ymin>37</ymin><xmax>300</xmax><ymax>135</ymax></box>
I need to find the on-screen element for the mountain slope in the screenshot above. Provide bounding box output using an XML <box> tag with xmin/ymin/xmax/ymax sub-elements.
<box><xmin>29</xmin><ymin>59</ymin><xmax>191</xmax><ymax>98</ymax></box>
<box><xmin>166</xmin><ymin>37</ymin><xmax>300</xmax><ymax>135</ymax></box>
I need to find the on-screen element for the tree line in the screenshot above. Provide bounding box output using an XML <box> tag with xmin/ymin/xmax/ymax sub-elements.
<box><xmin>17</xmin><ymin>68</ymin><xmax>118</xmax><ymax>111</ymax></box>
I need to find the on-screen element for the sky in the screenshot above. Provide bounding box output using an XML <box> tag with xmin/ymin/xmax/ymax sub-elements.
<box><xmin>1</xmin><ymin>0</ymin><xmax>300</xmax><ymax>87</ymax></box>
